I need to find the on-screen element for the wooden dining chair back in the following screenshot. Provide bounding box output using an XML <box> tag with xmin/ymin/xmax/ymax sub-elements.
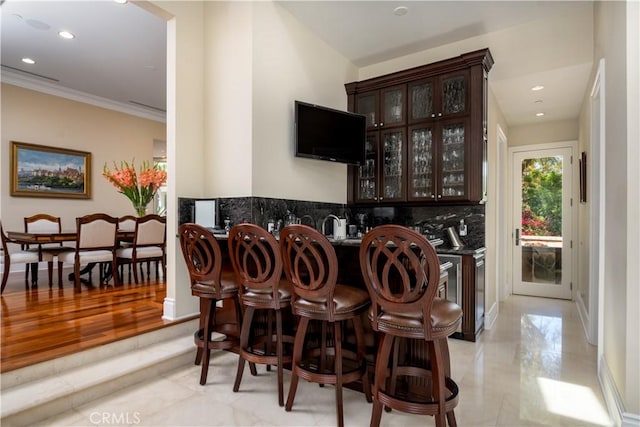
<box><xmin>178</xmin><ymin>223</ymin><xmax>241</xmax><ymax>385</ymax></box>
<box><xmin>359</xmin><ymin>225</ymin><xmax>462</xmax><ymax>427</ymax></box>
<box><xmin>24</xmin><ymin>214</ymin><xmax>71</xmax><ymax>288</ymax></box>
<box><xmin>227</xmin><ymin>223</ymin><xmax>293</xmax><ymax>406</ymax></box>
<box><xmin>117</xmin><ymin>215</ymin><xmax>166</xmax><ymax>283</ymax></box>
<box><xmin>279</xmin><ymin>224</ymin><xmax>371</xmax><ymax>427</ymax></box>
<box><xmin>1</xmin><ymin>221</ymin><xmax>42</xmax><ymax>294</ymax></box>
<box><xmin>58</xmin><ymin>213</ymin><xmax>119</xmax><ymax>292</ymax></box>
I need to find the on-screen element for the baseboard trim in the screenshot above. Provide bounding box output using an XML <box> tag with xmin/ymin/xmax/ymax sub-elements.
<box><xmin>599</xmin><ymin>354</ymin><xmax>640</xmax><ymax>426</ymax></box>
<box><xmin>623</xmin><ymin>412</ymin><xmax>640</xmax><ymax>427</ymax></box>
<box><xmin>484</xmin><ymin>301</ymin><xmax>498</xmax><ymax>330</ymax></box>
<box><xmin>575</xmin><ymin>292</ymin><xmax>595</xmax><ymax>345</ymax></box>
<box><xmin>162</xmin><ymin>297</ymin><xmax>177</xmax><ymax>320</ymax></box>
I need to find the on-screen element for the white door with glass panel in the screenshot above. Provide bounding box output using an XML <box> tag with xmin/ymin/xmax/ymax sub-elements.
<box><xmin>511</xmin><ymin>147</ymin><xmax>573</xmax><ymax>299</ymax></box>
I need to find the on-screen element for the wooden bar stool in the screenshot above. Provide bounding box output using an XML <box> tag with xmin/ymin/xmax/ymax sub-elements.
<box><xmin>359</xmin><ymin>225</ymin><xmax>462</xmax><ymax>427</ymax></box>
<box><xmin>280</xmin><ymin>224</ymin><xmax>372</xmax><ymax>427</ymax></box>
<box><xmin>227</xmin><ymin>224</ymin><xmax>294</xmax><ymax>406</ymax></box>
<box><xmin>178</xmin><ymin>223</ymin><xmax>243</xmax><ymax>386</ymax></box>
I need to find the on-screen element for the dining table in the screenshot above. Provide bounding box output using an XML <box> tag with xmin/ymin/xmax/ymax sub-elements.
<box><xmin>6</xmin><ymin>230</ymin><xmax>134</xmax><ymax>287</ymax></box>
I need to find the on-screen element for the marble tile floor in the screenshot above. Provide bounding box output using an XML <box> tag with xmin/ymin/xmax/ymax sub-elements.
<box><xmin>46</xmin><ymin>295</ymin><xmax>612</xmax><ymax>427</ymax></box>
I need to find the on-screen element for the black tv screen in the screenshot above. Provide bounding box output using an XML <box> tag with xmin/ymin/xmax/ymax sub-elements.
<box><xmin>294</xmin><ymin>100</ymin><xmax>366</xmax><ymax>165</ymax></box>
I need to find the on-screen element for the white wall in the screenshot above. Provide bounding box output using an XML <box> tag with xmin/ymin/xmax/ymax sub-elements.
<box><xmin>590</xmin><ymin>0</ymin><xmax>639</xmax><ymax>419</ymax></box>
<box><xmin>508</xmin><ymin>119</ymin><xmax>579</xmax><ymax>147</ymax></box>
<box><xmin>485</xmin><ymin>87</ymin><xmax>509</xmax><ymax>324</ymax></box>
<box><xmin>624</xmin><ymin>0</ymin><xmax>640</xmax><ymax>415</ymax></box>
<box><xmin>199</xmin><ymin>2</ymin><xmax>359</xmax><ymax>204</ymax></box>
<box><xmin>251</xmin><ymin>2</ymin><xmax>359</xmax><ymax>203</ymax></box>
<box><xmin>146</xmin><ymin>0</ymin><xmax>205</xmax><ymax>320</ymax></box>
<box><xmin>204</xmin><ymin>2</ymin><xmax>254</xmax><ymax>197</ymax></box>
<box><xmin>577</xmin><ymin>87</ymin><xmax>591</xmax><ymax>317</ymax></box>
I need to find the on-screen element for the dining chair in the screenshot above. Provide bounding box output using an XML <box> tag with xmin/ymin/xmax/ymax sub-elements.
<box><xmin>118</xmin><ymin>215</ymin><xmax>137</xmax><ymax>233</ymax></box>
<box><xmin>24</xmin><ymin>214</ymin><xmax>72</xmax><ymax>288</ymax></box>
<box><xmin>178</xmin><ymin>223</ymin><xmax>243</xmax><ymax>385</ymax></box>
<box><xmin>359</xmin><ymin>225</ymin><xmax>462</xmax><ymax>427</ymax></box>
<box><xmin>117</xmin><ymin>214</ymin><xmax>166</xmax><ymax>284</ymax></box>
<box><xmin>279</xmin><ymin>224</ymin><xmax>372</xmax><ymax>427</ymax></box>
<box><xmin>227</xmin><ymin>223</ymin><xmax>294</xmax><ymax>406</ymax></box>
<box><xmin>116</xmin><ymin>215</ymin><xmax>137</xmax><ymax>280</ymax></box>
<box><xmin>58</xmin><ymin>213</ymin><xmax>119</xmax><ymax>292</ymax></box>
<box><xmin>1</xmin><ymin>221</ymin><xmax>52</xmax><ymax>294</ymax></box>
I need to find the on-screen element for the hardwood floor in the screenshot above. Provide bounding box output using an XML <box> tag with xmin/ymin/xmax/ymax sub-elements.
<box><xmin>0</xmin><ymin>266</ymin><xmax>191</xmax><ymax>373</ymax></box>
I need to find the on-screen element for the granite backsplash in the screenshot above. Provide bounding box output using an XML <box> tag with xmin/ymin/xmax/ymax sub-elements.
<box><xmin>178</xmin><ymin>197</ymin><xmax>485</xmax><ymax>250</ymax></box>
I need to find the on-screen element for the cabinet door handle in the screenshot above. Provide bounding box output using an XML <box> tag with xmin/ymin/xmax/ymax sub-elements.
<box><xmin>380</xmin><ymin>122</ymin><xmax>384</xmax><ymax>127</ymax></box>
<box><xmin>437</xmin><ymin>194</ymin><xmax>442</xmax><ymax>199</ymax></box>
<box><xmin>515</xmin><ymin>228</ymin><xmax>520</xmax><ymax>246</ymax></box>
<box><xmin>431</xmin><ymin>195</ymin><xmax>435</xmax><ymax>199</ymax></box>
<box><xmin>431</xmin><ymin>113</ymin><xmax>436</xmax><ymax>118</ymax></box>
<box><xmin>379</xmin><ymin>197</ymin><xmax>383</xmax><ymax>201</ymax></box>
<box><xmin>374</xmin><ymin>123</ymin><xmax>378</xmax><ymax>128</ymax></box>
<box><xmin>438</xmin><ymin>112</ymin><xmax>443</xmax><ymax>117</ymax></box>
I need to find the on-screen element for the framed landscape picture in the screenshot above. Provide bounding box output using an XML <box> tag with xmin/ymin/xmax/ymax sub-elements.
<box><xmin>10</xmin><ymin>141</ymin><xmax>92</xmax><ymax>199</ymax></box>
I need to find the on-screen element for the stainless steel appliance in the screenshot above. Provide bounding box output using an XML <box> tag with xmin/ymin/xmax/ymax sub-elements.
<box><xmin>438</xmin><ymin>254</ymin><xmax>463</xmax><ymax>332</ymax></box>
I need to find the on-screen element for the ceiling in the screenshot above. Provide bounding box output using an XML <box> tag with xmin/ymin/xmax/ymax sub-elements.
<box><xmin>1</xmin><ymin>0</ymin><xmax>594</xmax><ymax>127</ymax></box>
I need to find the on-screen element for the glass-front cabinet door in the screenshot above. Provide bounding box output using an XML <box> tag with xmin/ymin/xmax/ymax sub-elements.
<box><xmin>380</xmin><ymin>128</ymin><xmax>406</xmax><ymax>202</ymax></box>
<box><xmin>438</xmin><ymin>119</ymin><xmax>468</xmax><ymax>200</ymax></box>
<box><xmin>355</xmin><ymin>133</ymin><xmax>379</xmax><ymax>203</ymax></box>
<box><xmin>408</xmin><ymin>79</ymin><xmax>434</xmax><ymax>123</ymax></box>
<box><xmin>439</xmin><ymin>70</ymin><xmax>469</xmax><ymax>119</ymax></box>
<box><xmin>381</xmin><ymin>85</ymin><xmax>406</xmax><ymax>128</ymax></box>
<box><xmin>356</xmin><ymin>86</ymin><xmax>406</xmax><ymax>131</ymax></box>
<box><xmin>356</xmin><ymin>91</ymin><xmax>378</xmax><ymax>131</ymax></box>
<box><xmin>408</xmin><ymin>125</ymin><xmax>435</xmax><ymax>201</ymax></box>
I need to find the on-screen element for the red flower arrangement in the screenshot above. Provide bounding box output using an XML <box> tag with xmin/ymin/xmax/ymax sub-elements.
<box><xmin>103</xmin><ymin>160</ymin><xmax>167</xmax><ymax>217</ymax></box>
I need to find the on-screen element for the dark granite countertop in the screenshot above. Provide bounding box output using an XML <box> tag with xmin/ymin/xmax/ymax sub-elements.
<box><xmin>436</xmin><ymin>246</ymin><xmax>486</xmax><ymax>256</ymax></box>
<box><xmin>208</xmin><ymin>228</ymin><xmax>484</xmax><ymax>257</ymax></box>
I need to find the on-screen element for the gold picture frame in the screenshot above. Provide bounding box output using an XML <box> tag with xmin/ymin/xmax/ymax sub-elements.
<box><xmin>11</xmin><ymin>141</ymin><xmax>92</xmax><ymax>199</ymax></box>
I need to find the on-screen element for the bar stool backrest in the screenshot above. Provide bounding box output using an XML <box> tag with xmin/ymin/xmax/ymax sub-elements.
<box><xmin>279</xmin><ymin>224</ymin><xmax>338</xmax><ymax>318</ymax></box>
<box><xmin>228</xmin><ymin>223</ymin><xmax>282</xmax><ymax>308</ymax></box>
<box><xmin>178</xmin><ymin>223</ymin><xmax>223</xmax><ymax>292</ymax></box>
<box><xmin>359</xmin><ymin>224</ymin><xmax>441</xmax><ymax>340</ymax></box>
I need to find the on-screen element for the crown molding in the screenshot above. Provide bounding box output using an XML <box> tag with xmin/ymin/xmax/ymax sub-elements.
<box><xmin>1</xmin><ymin>67</ymin><xmax>166</xmax><ymax>123</ymax></box>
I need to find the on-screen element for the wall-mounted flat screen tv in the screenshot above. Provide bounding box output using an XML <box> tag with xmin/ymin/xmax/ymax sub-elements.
<box><xmin>294</xmin><ymin>100</ymin><xmax>366</xmax><ymax>165</ymax></box>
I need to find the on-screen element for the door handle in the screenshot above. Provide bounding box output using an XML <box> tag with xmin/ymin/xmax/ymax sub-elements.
<box><xmin>515</xmin><ymin>228</ymin><xmax>520</xmax><ymax>246</ymax></box>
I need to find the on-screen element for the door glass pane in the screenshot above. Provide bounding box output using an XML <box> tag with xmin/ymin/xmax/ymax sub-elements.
<box><xmin>358</xmin><ymin>135</ymin><xmax>377</xmax><ymax>200</ymax></box>
<box><xmin>357</xmin><ymin>94</ymin><xmax>377</xmax><ymax>127</ymax></box>
<box><xmin>383</xmin><ymin>131</ymin><xmax>403</xmax><ymax>199</ymax></box>
<box><xmin>441</xmin><ymin>124</ymin><xmax>465</xmax><ymax>196</ymax></box>
<box><xmin>411</xmin><ymin>83</ymin><xmax>433</xmax><ymax>121</ymax></box>
<box><xmin>383</xmin><ymin>89</ymin><xmax>403</xmax><ymax>125</ymax></box>
<box><xmin>410</xmin><ymin>128</ymin><xmax>433</xmax><ymax>198</ymax></box>
<box><xmin>442</xmin><ymin>76</ymin><xmax>465</xmax><ymax>114</ymax></box>
<box><xmin>520</xmin><ymin>156</ymin><xmax>563</xmax><ymax>285</ymax></box>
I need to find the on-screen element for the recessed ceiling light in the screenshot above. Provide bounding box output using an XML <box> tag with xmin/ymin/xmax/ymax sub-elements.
<box><xmin>113</xmin><ymin>0</ymin><xmax>128</xmax><ymax>4</ymax></box>
<box><xmin>531</xmin><ymin>85</ymin><xmax>545</xmax><ymax>91</ymax></box>
<box><xmin>58</xmin><ymin>30</ymin><xmax>75</xmax><ymax>39</ymax></box>
<box><xmin>393</xmin><ymin>6</ymin><xmax>409</xmax><ymax>16</ymax></box>
<box><xmin>536</xmin><ymin>112</ymin><xmax>545</xmax><ymax>117</ymax></box>
<box><xmin>22</xmin><ymin>57</ymin><xmax>36</xmax><ymax>65</ymax></box>
<box><xmin>534</xmin><ymin>100</ymin><xmax>543</xmax><ymax>104</ymax></box>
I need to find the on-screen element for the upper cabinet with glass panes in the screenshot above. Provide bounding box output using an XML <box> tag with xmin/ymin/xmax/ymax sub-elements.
<box><xmin>408</xmin><ymin>70</ymin><xmax>470</xmax><ymax>124</ymax></box>
<box><xmin>345</xmin><ymin>48</ymin><xmax>493</xmax><ymax>205</ymax></box>
<box><xmin>356</xmin><ymin>85</ymin><xmax>406</xmax><ymax>131</ymax></box>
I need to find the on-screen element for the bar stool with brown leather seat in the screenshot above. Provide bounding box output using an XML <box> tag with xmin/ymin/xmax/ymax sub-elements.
<box><xmin>227</xmin><ymin>223</ymin><xmax>294</xmax><ymax>406</ymax></box>
<box><xmin>178</xmin><ymin>223</ymin><xmax>245</xmax><ymax>386</ymax></box>
<box><xmin>279</xmin><ymin>224</ymin><xmax>372</xmax><ymax>427</ymax></box>
<box><xmin>359</xmin><ymin>225</ymin><xmax>462</xmax><ymax>427</ymax></box>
